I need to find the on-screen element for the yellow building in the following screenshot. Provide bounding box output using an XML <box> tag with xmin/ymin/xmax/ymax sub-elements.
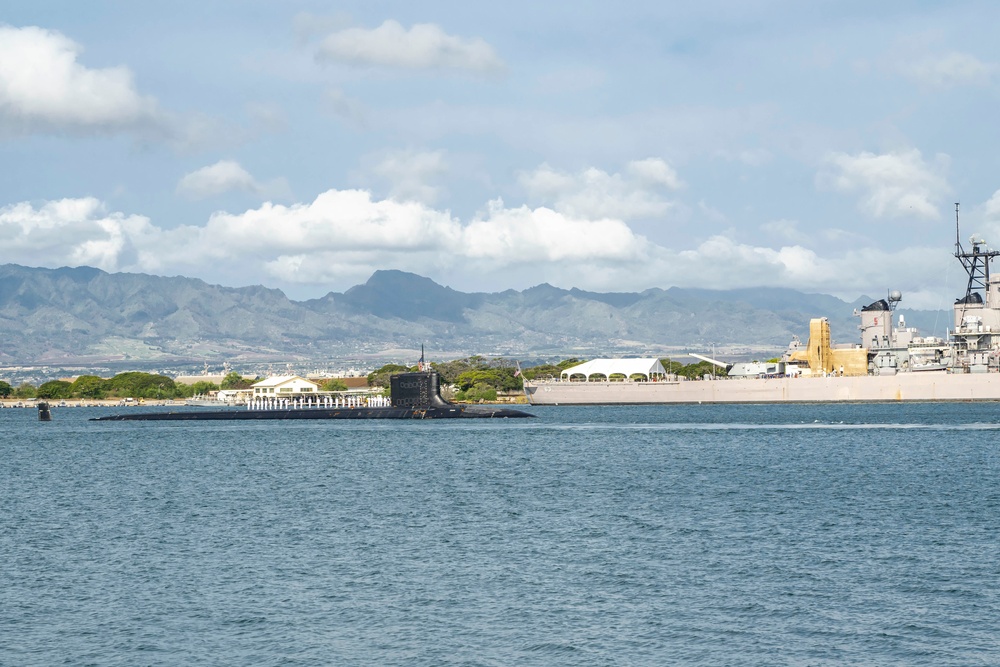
<box><xmin>789</xmin><ymin>318</ymin><xmax>868</xmax><ymax>376</ymax></box>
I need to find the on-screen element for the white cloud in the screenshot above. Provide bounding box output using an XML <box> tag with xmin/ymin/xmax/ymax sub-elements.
<box><xmin>462</xmin><ymin>199</ymin><xmax>644</xmax><ymax>263</ymax></box>
<box><xmin>982</xmin><ymin>190</ymin><xmax>1000</xmax><ymax>220</ymax></box>
<box><xmin>0</xmin><ymin>191</ymin><xmax>648</xmax><ymax>292</ymax></box>
<box><xmin>192</xmin><ymin>191</ymin><xmax>647</xmax><ymax>279</ymax></box>
<box><xmin>519</xmin><ymin>160</ymin><xmax>682</xmax><ymax>220</ymax></box>
<box><xmin>0</xmin><ymin>25</ymin><xmax>160</xmax><ymax>134</ymax></box>
<box><xmin>176</xmin><ymin>160</ymin><xmax>290</xmax><ymax>200</ymax></box>
<box><xmin>316</xmin><ymin>20</ymin><xmax>504</xmax><ymax>74</ymax></box>
<box><xmin>371</xmin><ymin>149</ymin><xmax>448</xmax><ymax>204</ymax></box>
<box><xmin>668</xmin><ymin>235</ymin><xmax>950</xmax><ymax>306</ymax></box>
<box><xmin>0</xmin><ymin>191</ymin><xmax>955</xmax><ymax>305</ymax></box>
<box><xmin>0</xmin><ymin>197</ymin><xmax>157</xmax><ymax>272</ymax></box>
<box><xmin>898</xmin><ymin>51</ymin><xmax>997</xmax><ymax>88</ymax></box>
<box><xmin>819</xmin><ymin>149</ymin><xmax>949</xmax><ymax>220</ymax></box>
<box><xmin>627</xmin><ymin>158</ymin><xmax>683</xmax><ymax>190</ymax></box>
<box><xmin>177</xmin><ymin>161</ymin><xmax>257</xmax><ymax>199</ymax></box>
<box><xmin>970</xmin><ymin>191</ymin><xmax>1000</xmax><ymax>250</ymax></box>
<box><xmin>679</xmin><ymin>236</ymin><xmax>829</xmax><ymax>284</ymax></box>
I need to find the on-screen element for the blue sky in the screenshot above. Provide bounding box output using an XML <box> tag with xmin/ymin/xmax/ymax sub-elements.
<box><xmin>2</xmin><ymin>1</ymin><xmax>999</xmax><ymax>308</ymax></box>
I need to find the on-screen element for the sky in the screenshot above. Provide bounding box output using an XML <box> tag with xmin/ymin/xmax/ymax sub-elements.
<box><xmin>2</xmin><ymin>1</ymin><xmax>1000</xmax><ymax>308</ymax></box>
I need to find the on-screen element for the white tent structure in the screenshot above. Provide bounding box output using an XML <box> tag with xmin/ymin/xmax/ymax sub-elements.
<box><xmin>560</xmin><ymin>358</ymin><xmax>668</xmax><ymax>381</ymax></box>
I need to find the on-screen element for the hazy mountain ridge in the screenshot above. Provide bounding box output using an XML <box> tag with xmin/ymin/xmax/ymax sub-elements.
<box><xmin>0</xmin><ymin>264</ymin><xmax>947</xmax><ymax>364</ymax></box>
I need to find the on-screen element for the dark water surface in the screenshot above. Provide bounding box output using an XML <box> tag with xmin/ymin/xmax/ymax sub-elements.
<box><xmin>2</xmin><ymin>403</ymin><xmax>999</xmax><ymax>665</ymax></box>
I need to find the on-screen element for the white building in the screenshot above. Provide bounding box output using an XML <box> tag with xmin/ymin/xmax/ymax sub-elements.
<box><xmin>252</xmin><ymin>375</ymin><xmax>320</xmax><ymax>397</ymax></box>
<box><xmin>216</xmin><ymin>389</ymin><xmax>249</xmax><ymax>403</ymax></box>
<box><xmin>560</xmin><ymin>358</ymin><xmax>668</xmax><ymax>381</ymax></box>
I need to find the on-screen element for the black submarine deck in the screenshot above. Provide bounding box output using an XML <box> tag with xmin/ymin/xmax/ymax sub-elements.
<box><xmin>91</xmin><ymin>405</ymin><xmax>532</xmax><ymax>421</ymax></box>
<box><xmin>90</xmin><ymin>371</ymin><xmax>534</xmax><ymax>421</ymax></box>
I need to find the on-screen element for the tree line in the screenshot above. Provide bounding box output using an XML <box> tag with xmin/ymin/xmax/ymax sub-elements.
<box><xmin>365</xmin><ymin>355</ymin><xmax>724</xmax><ymax>402</ymax></box>
<box><xmin>0</xmin><ymin>357</ymin><xmax>728</xmax><ymax>401</ymax></box>
<box><xmin>0</xmin><ymin>371</ymin><xmax>260</xmax><ymax>400</ymax></box>
<box><xmin>366</xmin><ymin>356</ymin><xmax>524</xmax><ymax>403</ymax></box>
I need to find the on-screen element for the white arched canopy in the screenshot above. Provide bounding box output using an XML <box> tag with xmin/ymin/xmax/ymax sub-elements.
<box><xmin>561</xmin><ymin>358</ymin><xmax>667</xmax><ymax>381</ymax></box>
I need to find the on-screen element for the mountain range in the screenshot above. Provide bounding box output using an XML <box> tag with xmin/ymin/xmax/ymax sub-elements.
<box><xmin>0</xmin><ymin>264</ymin><xmax>949</xmax><ymax>365</ymax></box>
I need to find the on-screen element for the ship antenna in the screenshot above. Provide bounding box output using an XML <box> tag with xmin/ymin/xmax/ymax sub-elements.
<box><xmin>955</xmin><ymin>202</ymin><xmax>962</xmax><ymax>258</ymax></box>
<box><xmin>955</xmin><ymin>200</ymin><xmax>1000</xmax><ymax>301</ymax></box>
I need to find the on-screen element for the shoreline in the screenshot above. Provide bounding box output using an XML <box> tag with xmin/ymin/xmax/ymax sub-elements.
<box><xmin>0</xmin><ymin>397</ymin><xmax>528</xmax><ymax>408</ymax></box>
<box><xmin>0</xmin><ymin>399</ymin><xmax>186</xmax><ymax>408</ymax></box>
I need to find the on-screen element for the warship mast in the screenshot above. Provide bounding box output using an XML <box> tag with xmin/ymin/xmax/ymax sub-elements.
<box><xmin>954</xmin><ymin>202</ymin><xmax>1000</xmax><ymax>300</ymax></box>
<box><xmin>951</xmin><ymin>203</ymin><xmax>1000</xmax><ymax>372</ymax></box>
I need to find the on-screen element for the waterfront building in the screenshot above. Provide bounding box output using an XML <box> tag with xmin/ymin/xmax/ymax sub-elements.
<box><xmin>251</xmin><ymin>375</ymin><xmax>319</xmax><ymax>397</ymax></box>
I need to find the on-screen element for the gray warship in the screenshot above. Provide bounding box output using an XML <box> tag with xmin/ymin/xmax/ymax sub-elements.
<box><xmin>524</xmin><ymin>204</ymin><xmax>1000</xmax><ymax>404</ymax></box>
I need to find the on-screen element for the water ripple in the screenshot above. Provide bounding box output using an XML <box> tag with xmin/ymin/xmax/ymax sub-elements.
<box><xmin>1</xmin><ymin>404</ymin><xmax>998</xmax><ymax>665</ymax></box>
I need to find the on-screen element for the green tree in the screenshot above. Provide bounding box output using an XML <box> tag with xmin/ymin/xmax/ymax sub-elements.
<box><xmin>488</xmin><ymin>359</ymin><xmax>523</xmax><ymax>391</ymax></box>
<box><xmin>660</xmin><ymin>358</ymin><xmax>686</xmax><ymax>375</ymax></box>
<box><xmin>455</xmin><ymin>382</ymin><xmax>498</xmax><ymax>403</ymax></box>
<box><xmin>321</xmin><ymin>379</ymin><xmax>348</xmax><ymax>392</ymax></box>
<box><xmin>173</xmin><ymin>383</ymin><xmax>195</xmax><ymax>398</ymax></box>
<box><xmin>0</xmin><ymin>380</ymin><xmax>12</xmax><ymax>398</ymax></box>
<box><xmin>37</xmin><ymin>380</ymin><xmax>73</xmax><ymax>399</ymax></box>
<box><xmin>438</xmin><ymin>357</ymin><xmax>522</xmax><ymax>392</ymax></box>
<box><xmin>366</xmin><ymin>356</ymin><xmax>529</xmax><ymax>393</ymax></box>
<box><xmin>660</xmin><ymin>358</ymin><xmax>725</xmax><ymax>379</ymax></box>
<box><xmin>106</xmin><ymin>372</ymin><xmax>177</xmax><ymax>398</ymax></box>
<box><xmin>221</xmin><ymin>371</ymin><xmax>255</xmax><ymax>390</ymax></box>
<box><xmin>456</xmin><ymin>366</ymin><xmax>525</xmax><ymax>393</ymax></box>
<box><xmin>191</xmin><ymin>381</ymin><xmax>219</xmax><ymax>395</ymax></box>
<box><xmin>432</xmin><ymin>356</ymin><xmax>489</xmax><ymax>384</ymax></box>
<box><xmin>71</xmin><ymin>375</ymin><xmax>107</xmax><ymax>399</ymax></box>
<box><xmin>521</xmin><ymin>358</ymin><xmax>586</xmax><ymax>380</ymax></box>
<box><xmin>14</xmin><ymin>383</ymin><xmax>36</xmax><ymax>399</ymax></box>
<box><xmin>522</xmin><ymin>363</ymin><xmax>562</xmax><ymax>380</ymax></box>
<box><xmin>678</xmin><ymin>360</ymin><xmax>719</xmax><ymax>379</ymax></box>
<box><xmin>455</xmin><ymin>369</ymin><xmax>502</xmax><ymax>391</ymax></box>
<box><xmin>367</xmin><ymin>364</ymin><xmax>410</xmax><ymax>388</ymax></box>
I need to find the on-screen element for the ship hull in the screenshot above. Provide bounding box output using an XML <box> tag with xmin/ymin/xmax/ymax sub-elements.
<box><xmin>91</xmin><ymin>406</ymin><xmax>533</xmax><ymax>421</ymax></box>
<box><xmin>524</xmin><ymin>372</ymin><xmax>1000</xmax><ymax>404</ymax></box>
<box><xmin>92</xmin><ymin>371</ymin><xmax>534</xmax><ymax>421</ymax></box>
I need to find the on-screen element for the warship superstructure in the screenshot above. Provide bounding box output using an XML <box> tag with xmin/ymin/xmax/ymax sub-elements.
<box><xmin>524</xmin><ymin>204</ymin><xmax>1000</xmax><ymax>404</ymax></box>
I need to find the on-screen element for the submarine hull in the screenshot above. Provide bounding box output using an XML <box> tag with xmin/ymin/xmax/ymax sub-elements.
<box><xmin>90</xmin><ymin>371</ymin><xmax>534</xmax><ymax>421</ymax></box>
<box><xmin>91</xmin><ymin>405</ymin><xmax>534</xmax><ymax>421</ymax></box>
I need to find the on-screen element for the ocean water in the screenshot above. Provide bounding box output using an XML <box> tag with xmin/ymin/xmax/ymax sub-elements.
<box><xmin>2</xmin><ymin>403</ymin><xmax>999</xmax><ymax>666</ymax></box>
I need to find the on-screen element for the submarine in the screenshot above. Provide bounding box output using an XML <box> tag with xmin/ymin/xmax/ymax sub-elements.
<box><xmin>90</xmin><ymin>370</ymin><xmax>535</xmax><ymax>421</ymax></box>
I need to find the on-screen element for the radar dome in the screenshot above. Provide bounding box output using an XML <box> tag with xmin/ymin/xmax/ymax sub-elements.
<box><xmin>888</xmin><ymin>290</ymin><xmax>902</xmax><ymax>302</ymax></box>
